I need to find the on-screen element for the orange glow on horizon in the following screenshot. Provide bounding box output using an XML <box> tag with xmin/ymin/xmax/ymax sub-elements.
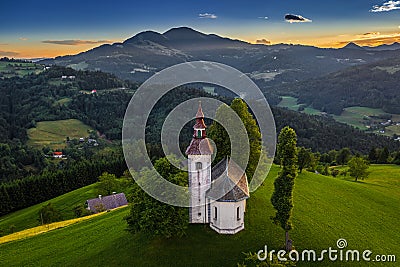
<box><xmin>1</xmin><ymin>31</ymin><xmax>400</xmax><ymax>59</ymax></box>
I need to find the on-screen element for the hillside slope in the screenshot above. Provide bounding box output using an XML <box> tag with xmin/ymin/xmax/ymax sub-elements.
<box><xmin>277</xmin><ymin>57</ymin><xmax>400</xmax><ymax>114</ymax></box>
<box><xmin>1</xmin><ymin>165</ymin><xmax>398</xmax><ymax>266</ymax></box>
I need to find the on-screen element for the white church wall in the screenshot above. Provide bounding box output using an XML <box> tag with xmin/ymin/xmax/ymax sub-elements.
<box><xmin>210</xmin><ymin>200</ymin><xmax>246</xmax><ymax>234</ymax></box>
<box><xmin>188</xmin><ymin>155</ymin><xmax>212</xmax><ymax>223</ymax></box>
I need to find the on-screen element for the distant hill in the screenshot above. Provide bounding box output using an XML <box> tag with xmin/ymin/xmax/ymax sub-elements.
<box><xmin>341</xmin><ymin>42</ymin><xmax>365</xmax><ymax>50</ymax></box>
<box><xmin>277</xmin><ymin>57</ymin><xmax>400</xmax><ymax>114</ymax></box>
<box><xmin>40</xmin><ymin>27</ymin><xmax>400</xmax><ymax>87</ymax></box>
<box><xmin>364</xmin><ymin>42</ymin><xmax>400</xmax><ymax>51</ymax></box>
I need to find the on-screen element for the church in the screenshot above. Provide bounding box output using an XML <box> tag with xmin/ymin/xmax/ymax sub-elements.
<box><xmin>185</xmin><ymin>102</ymin><xmax>250</xmax><ymax>234</ymax></box>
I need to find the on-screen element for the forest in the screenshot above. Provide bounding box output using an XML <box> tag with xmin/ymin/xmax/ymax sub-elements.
<box><xmin>1</xmin><ymin>61</ymin><xmax>400</xmax><ymax>217</ymax></box>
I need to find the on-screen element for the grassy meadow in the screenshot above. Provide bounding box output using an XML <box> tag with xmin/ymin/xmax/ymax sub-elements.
<box><xmin>27</xmin><ymin>119</ymin><xmax>94</xmax><ymax>149</ymax></box>
<box><xmin>0</xmin><ymin>164</ymin><xmax>398</xmax><ymax>266</ymax></box>
<box><xmin>0</xmin><ymin>61</ymin><xmax>43</xmax><ymax>78</ymax></box>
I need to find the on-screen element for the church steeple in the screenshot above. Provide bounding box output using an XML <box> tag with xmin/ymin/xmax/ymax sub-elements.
<box><xmin>193</xmin><ymin>101</ymin><xmax>207</xmax><ymax>139</ymax></box>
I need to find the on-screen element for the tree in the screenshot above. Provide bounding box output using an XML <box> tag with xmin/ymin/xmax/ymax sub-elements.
<box><xmin>297</xmin><ymin>147</ymin><xmax>312</xmax><ymax>173</ymax></box>
<box><xmin>368</xmin><ymin>148</ymin><xmax>379</xmax><ymax>164</ymax></box>
<box><xmin>377</xmin><ymin>147</ymin><xmax>389</xmax><ymax>164</ymax></box>
<box><xmin>230</xmin><ymin>98</ymin><xmax>261</xmax><ymax>180</ymax></box>
<box><xmin>348</xmin><ymin>157</ymin><xmax>370</xmax><ymax>182</ymax></box>
<box><xmin>125</xmin><ymin>156</ymin><xmax>188</xmax><ymax>238</ymax></box>
<box><xmin>271</xmin><ymin>126</ymin><xmax>298</xmax><ymax>251</ymax></box>
<box><xmin>38</xmin><ymin>203</ymin><xmax>62</xmax><ymax>224</ymax></box>
<box><xmin>97</xmin><ymin>172</ymin><xmax>118</xmax><ymax>195</ymax></box>
<box><xmin>336</xmin><ymin>148</ymin><xmax>351</xmax><ymax>165</ymax></box>
<box><xmin>208</xmin><ymin>99</ymin><xmax>261</xmax><ymax>181</ymax></box>
<box><xmin>208</xmin><ymin>104</ymin><xmax>232</xmax><ymax>165</ymax></box>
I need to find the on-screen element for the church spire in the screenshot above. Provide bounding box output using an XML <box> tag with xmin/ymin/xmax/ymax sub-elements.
<box><xmin>193</xmin><ymin>101</ymin><xmax>207</xmax><ymax>138</ymax></box>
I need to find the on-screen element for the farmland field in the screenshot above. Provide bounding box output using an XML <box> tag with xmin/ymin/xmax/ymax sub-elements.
<box><xmin>27</xmin><ymin>119</ymin><xmax>94</xmax><ymax>149</ymax></box>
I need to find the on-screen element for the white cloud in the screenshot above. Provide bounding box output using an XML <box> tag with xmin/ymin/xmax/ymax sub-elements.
<box><xmin>19</xmin><ymin>37</ymin><xmax>28</xmax><ymax>41</ymax></box>
<box><xmin>258</xmin><ymin>16</ymin><xmax>269</xmax><ymax>20</ymax></box>
<box><xmin>199</xmin><ymin>13</ymin><xmax>217</xmax><ymax>19</ymax></box>
<box><xmin>370</xmin><ymin>1</ymin><xmax>400</xmax><ymax>12</ymax></box>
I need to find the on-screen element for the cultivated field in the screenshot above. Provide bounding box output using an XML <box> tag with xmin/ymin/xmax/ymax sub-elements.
<box><xmin>27</xmin><ymin>119</ymin><xmax>94</xmax><ymax>149</ymax></box>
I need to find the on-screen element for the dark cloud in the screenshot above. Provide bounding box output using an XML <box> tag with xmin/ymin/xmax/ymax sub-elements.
<box><xmin>0</xmin><ymin>50</ymin><xmax>20</xmax><ymax>57</ymax></box>
<box><xmin>42</xmin><ymin>39</ymin><xmax>112</xmax><ymax>45</ymax></box>
<box><xmin>285</xmin><ymin>14</ymin><xmax>312</xmax><ymax>23</ymax></box>
<box><xmin>256</xmin><ymin>39</ymin><xmax>271</xmax><ymax>45</ymax></box>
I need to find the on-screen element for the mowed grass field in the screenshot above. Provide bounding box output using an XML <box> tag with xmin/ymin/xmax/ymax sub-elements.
<box><xmin>27</xmin><ymin>119</ymin><xmax>94</xmax><ymax>149</ymax></box>
<box><xmin>0</xmin><ymin>183</ymin><xmax>100</xmax><ymax>234</ymax></box>
<box><xmin>0</xmin><ymin>165</ymin><xmax>399</xmax><ymax>266</ymax></box>
<box><xmin>278</xmin><ymin>96</ymin><xmax>323</xmax><ymax>115</ymax></box>
<box><xmin>0</xmin><ymin>61</ymin><xmax>43</xmax><ymax>78</ymax></box>
<box><xmin>333</xmin><ymin>107</ymin><xmax>388</xmax><ymax>130</ymax></box>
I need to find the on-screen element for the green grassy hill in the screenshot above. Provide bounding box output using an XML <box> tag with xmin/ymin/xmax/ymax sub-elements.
<box><xmin>27</xmin><ymin>119</ymin><xmax>94</xmax><ymax>149</ymax></box>
<box><xmin>0</xmin><ymin>183</ymin><xmax>99</xmax><ymax>234</ymax></box>
<box><xmin>0</xmin><ymin>165</ymin><xmax>399</xmax><ymax>266</ymax></box>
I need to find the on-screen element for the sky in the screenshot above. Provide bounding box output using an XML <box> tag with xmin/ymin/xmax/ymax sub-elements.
<box><xmin>1</xmin><ymin>0</ymin><xmax>400</xmax><ymax>58</ymax></box>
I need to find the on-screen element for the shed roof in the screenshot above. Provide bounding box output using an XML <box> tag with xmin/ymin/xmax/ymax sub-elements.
<box><xmin>86</xmin><ymin>193</ymin><xmax>128</xmax><ymax>213</ymax></box>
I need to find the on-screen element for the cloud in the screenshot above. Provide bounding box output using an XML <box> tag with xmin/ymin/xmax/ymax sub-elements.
<box><xmin>42</xmin><ymin>39</ymin><xmax>113</xmax><ymax>46</ymax></box>
<box><xmin>19</xmin><ymin>37</ymin><xmax>28</xmax><ymax>41</ymax></box>
<box><xmin>370</xmin><ymin>1</ymin><xmax>400</xmax><ymax>12</ymax></box>
<box><xmin>198</xmin><ymin>13</ymin><xmax>217</xmax><ymax>19</ymax></box>
<box><xmin>256</xmin><ymin>39</ymin><xmax>271</xmax><ymax>45</ymax></box>
<box><xmin>0</xmin><ymin>50</ymin><xmax>20</xmax><ymax>57</ymax></box>
<box><xmin>258</xmin><ymin>16</ymin><xmax>269</xmax><ymax>20</ymax></box>
<box><xmin>285</xmin><ymin>14</ymin><xmax>312</xmax><ymax>23</ymax></box>
<box><xmin>360</xmin><ymin>32</ymin><xmax>381</xmax><ymax>38</ymax></box>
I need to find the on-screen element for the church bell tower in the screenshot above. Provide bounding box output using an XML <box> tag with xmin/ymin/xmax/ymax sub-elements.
<box><xmin>185</xmin><ymin>102</ymin><xmax>213</xmax><ymax>223</ymax></box>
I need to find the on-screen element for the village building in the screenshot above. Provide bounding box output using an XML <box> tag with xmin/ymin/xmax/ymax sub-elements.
<box><xmin>185</xmin><ymin>102</ymin><xmax>249</xmax><ymax>234</ymax></box>
<box><xmin>86</xmin><ymin>193</ymin><xmax>128</xmax><ymax>213</ymax></box>
<box><xmin>52</xmin><ymin>151</ymin><xmax>63</xmax><ymax>158</ymax></box>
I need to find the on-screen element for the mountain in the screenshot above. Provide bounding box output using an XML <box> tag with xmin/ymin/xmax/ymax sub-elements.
<box><xmin>364</xmin><ymin>42</ymin><xmax>400</xmax><ymax>51</ymax></box>
<box><xmin>341</xmin><ymin>42</ymin><xmax>365</xmax><ymax>50</ymax></box>
<box><xmin>40</xmin><ymin>27</ymin><xmax>400</xmax><ymax>86</ymax></box>
<box><xmin>276</xmin><ymin>57</ymin><xmax>400</xmax><ymax>114</ymax></box>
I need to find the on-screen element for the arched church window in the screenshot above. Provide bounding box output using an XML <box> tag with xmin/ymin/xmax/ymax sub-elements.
<box><xmin>197</xmin><ymin>130</ymin><xmax>202</xmax><ymax>138</ymax></box>
<box><xmin>214</xmin><ymin>207</ymin><xmax>217</xmax><ymax>220</ymax></box>
<box><xmin>237</xmin><ymin>207</ymin><xmax>240</xmax><ymax>220</ymax></box>
<box><xmin>196</xmin><ymin>162</ymin><xmax>202</xmax><ymax>170</ymax></box>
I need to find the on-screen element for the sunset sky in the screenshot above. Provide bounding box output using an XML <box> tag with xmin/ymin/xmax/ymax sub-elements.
<box><xmin>1</xmin><ymin>0</ymin><xmax>400</xmax><ymax>58</ymax></box>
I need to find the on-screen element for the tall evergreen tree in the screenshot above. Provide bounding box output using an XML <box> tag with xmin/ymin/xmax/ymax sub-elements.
<box><xmin>271</xmin><ymin>126</ymin><xmax>298</xmax><ymax>251</ymax></box>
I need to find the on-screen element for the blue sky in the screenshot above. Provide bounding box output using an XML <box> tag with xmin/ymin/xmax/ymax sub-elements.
<box><xmin>1</xmin><ymin>0</ymin><xmax>399</xmax><ymax>57</ymax></box>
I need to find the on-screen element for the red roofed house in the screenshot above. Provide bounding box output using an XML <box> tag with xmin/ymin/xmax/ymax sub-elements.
<box><xmin>53</xmin><ymin>152</ymin><xmax>63</xmax><ymax>158</ymax></box>
<box><xmin>186</xmin><ymin>102</ymin><xmax>249</xmax><ymax>234</ymax></box>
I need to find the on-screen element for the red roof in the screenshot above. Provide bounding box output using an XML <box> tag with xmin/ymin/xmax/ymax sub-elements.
<box><xmin>185</xmin><ymin>138</ymin><xmax>214</xmax><ymax>155</ymax></box>
<box><xmin>53</xmin><ymin>152</ymin><xmax>63</xmax><ymax>155</ymax></box>
<box><xmin>196</xmin><ymin>101</ymin><xmax>204</xmax><ymax>118</ymax></box>
<box><xmin>194</xmin><ymin>101</ymin><xmax>207</xmax><ymax>129</ymax></box>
